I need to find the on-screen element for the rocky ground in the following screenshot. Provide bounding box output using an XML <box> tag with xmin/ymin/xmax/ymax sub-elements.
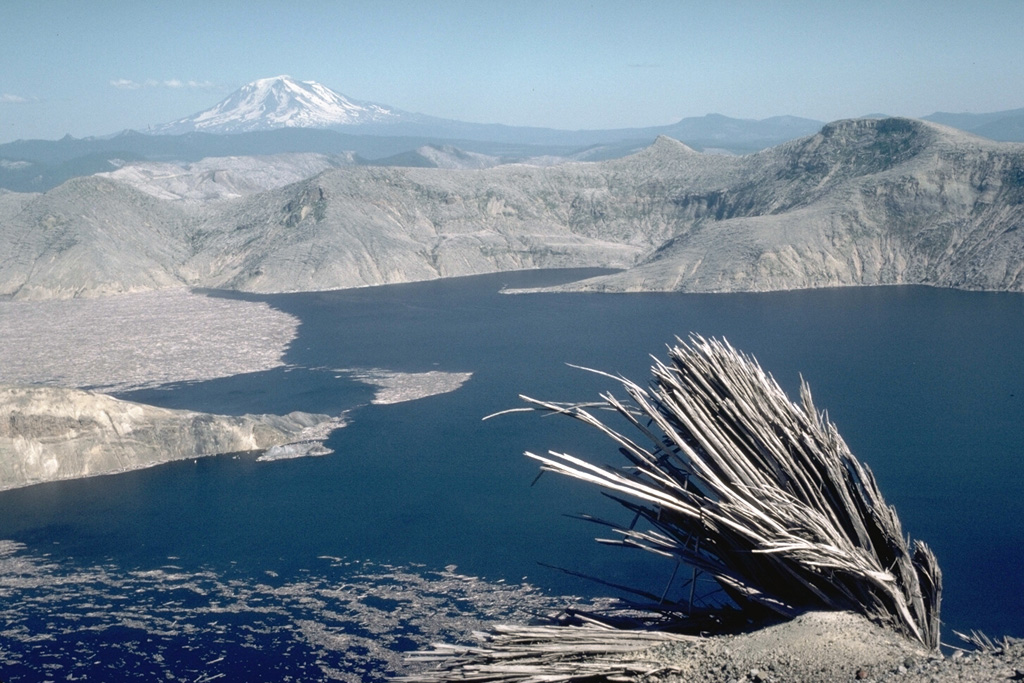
<box><xmin>404</xmin><ymin>612</ymin><xmax>1024</xmax><ymax>683</ymax></box>
<box><xmin>634</xmin><ymin>612</ymin><xmax>1023</xmax><ymax>683</ymax></box>
<box><xmin>0</xmin><ymin>384</ymin><xmax>339</xmax><ymax>491</ymax></box>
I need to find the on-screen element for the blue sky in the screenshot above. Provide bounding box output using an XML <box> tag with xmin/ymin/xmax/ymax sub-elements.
<box><xmin>2</xmin><ymin>0</ymin><xmax>1023</xmax><ymax>142</ymax></box>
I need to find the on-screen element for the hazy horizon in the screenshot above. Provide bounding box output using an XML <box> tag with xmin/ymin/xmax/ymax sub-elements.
<box><xmin>2</xmin><ymin>0</ymin><xmax>1024</xmax><ymax>143</ymax></box>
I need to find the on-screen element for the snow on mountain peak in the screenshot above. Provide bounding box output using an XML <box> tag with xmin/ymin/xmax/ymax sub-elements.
<box><xmin>153</xmin><ymin>75</ymin><xmax>402</xmax><ymax>134</ymax></box>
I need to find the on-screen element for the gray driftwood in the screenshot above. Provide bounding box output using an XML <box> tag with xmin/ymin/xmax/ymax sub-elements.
<box><xmin>401</xmin><ymin>623</ymin><xmax>696</xmax><ymax>682</ymax></box>
<box><xmin>404</xmin><ymin>336</ymin><xmax>941</xmax><ymax>681</ymax></box>
<box><xmin>518</xmin><ymin>337</ymin><xmax>940</xmax><ymax>649</ymax></box>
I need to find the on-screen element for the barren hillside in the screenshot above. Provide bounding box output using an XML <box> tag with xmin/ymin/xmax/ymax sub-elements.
<box><xmin>1</xmin><ymin>118</ymin><xmax>1022</xmax><ymax>299</ymax></box>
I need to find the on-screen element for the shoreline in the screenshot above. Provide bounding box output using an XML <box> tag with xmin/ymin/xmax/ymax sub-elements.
<box><xmin>405</xmin><ymin>612</ymin><xmax>1023</xmax><ymax>683</ymax></box>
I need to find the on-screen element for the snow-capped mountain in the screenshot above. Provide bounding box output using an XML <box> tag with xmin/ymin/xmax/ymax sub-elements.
<box><xmin>153</xmin><ymin>75</ymin><xmax>406</xmax><ymax>134</ymax></box>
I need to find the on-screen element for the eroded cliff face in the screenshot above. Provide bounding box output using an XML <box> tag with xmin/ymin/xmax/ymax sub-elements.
<box><xmin>1</xmin><ymin>118</ymin><xmax>1022</xmax><ymax>298</ymax></box>
<box><xmin>0</xmin><ymin>385</ymin><xmax>333</xmax><ymax>491</ymax></box>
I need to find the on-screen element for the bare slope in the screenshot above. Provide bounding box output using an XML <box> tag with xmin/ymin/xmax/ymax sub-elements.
<box><xmin>0</xmin><ymin>176</ymin><xmax>192</xmax><ymax>299</ymax></box>
<box><xmin>95</xmin><ymin>152</ymin><xmax>355</xmax><ymax>203</ymax></box>
<box><xmin>182</xmin><ymin>151</ymin><xmax>690</xmax><ymax>293</ymax></box>
<box><xmin>557</xmin><ymin>119</ymin><xmax>1024</xmax><ymax>292</ymax></box>
<box><xmin>0</xmin><ymin>385</ymin><xmax>333</xmax><ymax>491</ymax></box>
<box><xmin>1</xmin><ymin>118</ymin><xmax>1022</xmax><ymax>299</ymax></box>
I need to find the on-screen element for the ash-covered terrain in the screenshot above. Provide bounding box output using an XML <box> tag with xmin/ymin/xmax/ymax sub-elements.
<box><xmin>0</xmin><ymin>288</ymin><xmax>473</xmax><ymax>491</ymax></box>
<box><xmin>95</xmin><ymin>152</ymin><xmax>357</xmax><ymax>203</ymax></box>
<box><xmin>2</xmin><ymin>116</ymin><xmax>1023</xmax><ymax>493</ymax></box>
<box><xmin>0</xmin><ymin>385</ymin><xmax>337</xmax><ymax>491</ymax></box>
<box><xmin>1</xmin><ymin>118</ymin><xmax>1022</xmax><ymax>301</ymax></box>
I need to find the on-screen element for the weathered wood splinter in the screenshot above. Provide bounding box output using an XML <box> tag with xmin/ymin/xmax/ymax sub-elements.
<box><xmin>404</xmin><ymin>335</ymin><xmax>941</xmax><ymax>681</ymax></box>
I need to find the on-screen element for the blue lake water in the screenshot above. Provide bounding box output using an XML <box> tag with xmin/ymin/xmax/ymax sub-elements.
<box><xmin>0</xmin><ymin>269</ymin><xmax>1022</xmax><ymax>680</ymax></box>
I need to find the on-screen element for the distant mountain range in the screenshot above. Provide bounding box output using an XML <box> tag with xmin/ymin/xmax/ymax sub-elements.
<box><xmin>0</xmin><ymin>75</ymin><xmax>1021</xmax><ymax>196</ymax></box>
<box><xmin>148</xmin><ymin>75</ymin><xmax>827</xmax><ymax>151</ymax></box>
<box><xmin>0</xmin><ymin>76</ymin><xmax>830</xmax><ymax>192</ymax></box>
<box><xmin>923</xmin><ymin>107</ymin><xmax>1024</xmax><ymax>142</ymax></box>
<box><xmin>2</xmin><ymin>117</ymin><xmax>1022</xmax><ymax>300</ymax></box>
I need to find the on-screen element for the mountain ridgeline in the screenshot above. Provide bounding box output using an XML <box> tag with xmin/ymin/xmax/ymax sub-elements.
<box><xmin>0</xmin><ymin>76</ymin><xmax>827</xmax><ymax>193</ymax></box>
<box><xmin>1</xmin><ymin>117</ymin><xmax>1023</xmax><ymax>299</ymax></box>
<box><xmin>3</xmin><ymin>77</ymin><xmax>1021</xmax><ymax>195</ymax></box>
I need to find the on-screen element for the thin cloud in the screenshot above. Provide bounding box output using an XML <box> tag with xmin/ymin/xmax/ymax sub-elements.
<box><xmin>165</xmin><ymin>79</ymin><xmax>217</xmax><ymax>89</ymax></box>
<box><xmin>627</xmin><ymin>62</ymin><xmax>662</xmax><ymax>69</ymax></box>
<box><xmin>1</xmin><ymin>93</ymin><xmax>33</xmax><ymax>103</ymax></box>
<box><xmin>111</xmin><ymin>78</ymin><xmax>216</xmax><ymax>90</ymax></box>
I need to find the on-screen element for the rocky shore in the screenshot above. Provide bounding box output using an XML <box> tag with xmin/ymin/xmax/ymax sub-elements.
<box><xmin>406</xmin><ymin>612</ymin><xmax>1023</xmax><ymax>683</ymax></box>
<box><xmin>0</xmin><ymin>384</ymin><xmax>338</xmax><ymax>491</ymax></box>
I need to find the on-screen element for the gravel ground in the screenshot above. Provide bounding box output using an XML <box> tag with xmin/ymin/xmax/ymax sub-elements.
<box><xmin>635</xmin><ymin>612</ymin><xmax>1023</xmax><ymax>683</ymax></box>
<box><xmin>402</xmin><ymin>611</ymin><xmax>1023</xmax><ymax>682</ymax></box>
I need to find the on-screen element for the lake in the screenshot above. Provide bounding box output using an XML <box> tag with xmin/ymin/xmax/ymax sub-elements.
<box><xmin>0</xmin><ymin>269</ymin><xmax>1021</xmax><ymax>680</ymax></box>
